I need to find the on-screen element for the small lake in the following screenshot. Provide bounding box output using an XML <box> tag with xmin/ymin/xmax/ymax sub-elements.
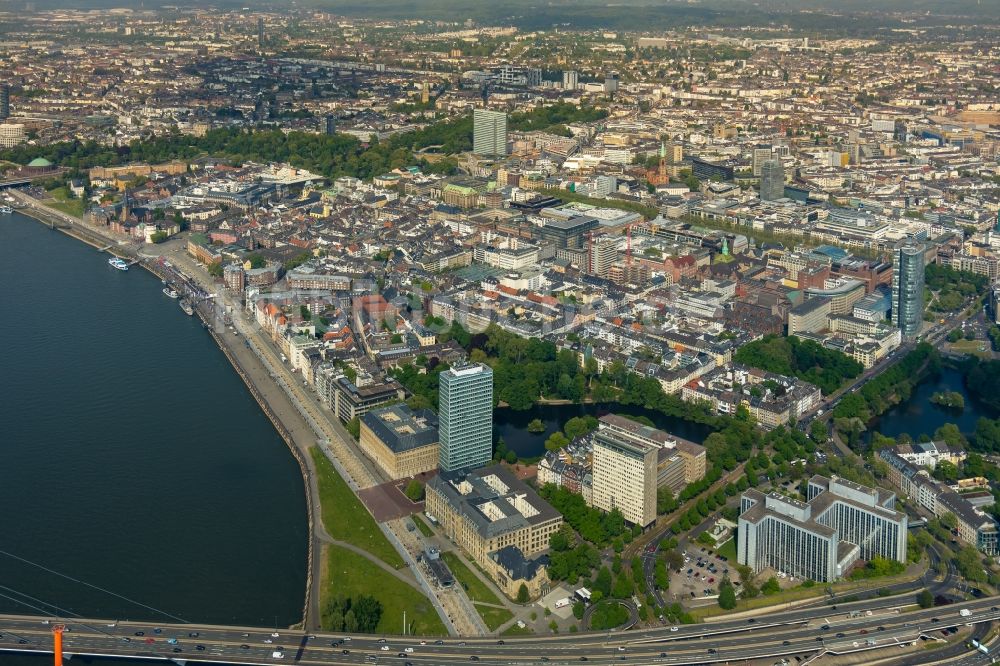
<box><xmin>493</xmin><ymin>403</ymin><xmax>715</xmax><ymax>458</ymax></box>
<box><xmin>869</xmin><ymin>367</ymin><xmax>997</xmax><ymax>440</ymax></box>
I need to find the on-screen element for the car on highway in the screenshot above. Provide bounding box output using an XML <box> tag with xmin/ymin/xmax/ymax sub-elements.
<box><xmin>167</xmin><ymin>638</ymin><xmax>178</xmax><ymax>645</ymax></box>
<box><xmin>134</xmin><ymin>631</ymin><xmax>144</xmax><ymax>637</ymax></box>
<box><xmin>171</xmin><ymin>647</ymin><xmax>181</xmax><ymax>653</ymax></box>
<box><xmin>188</xmin><ymin>632</ymin><xmax>199</xmax><ymax>638</ymax></box>
<box><xmin>405</xmin><ymin>647</ymin><xmax>415</xmax><ymax>652</ymax></box>
<box><xmin>342</xmin><ymin>649</ymin><xmax>350</xmax><ymax>654</ymax></box>
<box><xmin>240</xmin><ymin>644</ymin><xmax>249</xmax><ymax>649</ymax></box>
<box><xmin>153</xmin><ymin>628</ymin><xmax>162</xmax><ymax>634</ymax></box>
<box><xmin>378</xmin><ymin>638</ymin><xmax>387</xmax><ymax>643</ymax></box>
<box><xmin>271</xmin><ymin>632</ymin><xmax>280</xmax><ymax>638</ymax></box>
<box><xmin>380</xmin><ymin>646</ymin><xmax>390</xmax><ymax>651</ymax></box>
<box><xmin>835</xmin><ymin>633</ymin><xmax>845</xmax><ymax>638</ymax></box>
<box><xmin>264</xmin><ymin>639</ymin><xmax>273</xmax><ymax>644</ymax></box>
<box><xmin>670</xmin><ymin>626</ymin><xmax>679</xmax><ymax>632</ymax></box>
<box><xmin>783</xmin><ymin>641</ymin><xmax>790</xmax><ymax>646</ymax></box>
<box><xmin>195</xmin><ymin>645</ymin><xmax>205</xmax><ymax>651</ymax></box>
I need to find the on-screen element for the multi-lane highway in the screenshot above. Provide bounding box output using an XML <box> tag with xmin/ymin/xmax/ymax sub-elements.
<box><xmin>2</xmin><ymin>595</ymin><xmax>998</xmax><ymax>665</ymax></box>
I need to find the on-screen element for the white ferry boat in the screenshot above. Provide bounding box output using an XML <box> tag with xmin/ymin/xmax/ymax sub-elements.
<box><xmin>108</xmin><ymin>257</ymin><xmax>129</xmax><ymax>271</ymax></box>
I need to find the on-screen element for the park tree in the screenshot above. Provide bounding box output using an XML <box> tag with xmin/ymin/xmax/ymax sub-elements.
<box><xmin>718</xmin><ymin>579</ymin><xmax>737</xmax><ymax>610</ymax></box>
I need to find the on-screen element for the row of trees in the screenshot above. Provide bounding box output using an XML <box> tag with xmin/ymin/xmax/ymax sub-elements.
<box><xmin>832</xmin><ymin>343</ymin><xmax>940</xmax><ymax>423</ymax></box>
<box><xmin>962</xmin><ymin>357</ymin><xmax>1000</xmax><ymax>413</ymax></box>
<box><xmin>322</xmin><ymin>595</ymin><xmax>383</xmax><ymax>633</ymax></box>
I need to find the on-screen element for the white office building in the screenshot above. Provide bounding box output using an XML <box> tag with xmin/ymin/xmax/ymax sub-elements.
<box><xmin>738</xmin><ymin>475</ymin><xmax>907</xmax><ymax>582</ymax></box>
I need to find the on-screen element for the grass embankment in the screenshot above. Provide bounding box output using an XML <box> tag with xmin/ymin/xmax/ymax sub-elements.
<box><xmin>441</xmin><ymin>551</ymin><xmax>514</xmax><ymax>631</ymax></box>
<box><xmin>46</xmin><ymin>186</ymin><xmax>85</xmax><ymax>218</ymax></box>
<box><xmin>310</xmin><ymin>446</ymin><xmax>404</xmax><ymax>568</ymax></box>
<box><xmin>320</xmin><ymin>544</ymin><xmax>447</xmax><ymax>636</ymax></box>
<box><xmin>411</xmin><ymin>514</ymin><xmax>435</xmax><ymax>537</ymax></box>
<box><xmin>689</xmin><ymin>569</ymin><xmax>925</xmax><ymax>620</ymax></box>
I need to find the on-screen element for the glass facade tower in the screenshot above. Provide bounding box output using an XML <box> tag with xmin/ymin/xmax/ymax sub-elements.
<box><xmin>438</xmin><ymin>363</ymin><xmax>494</xmax><ymax>472</ymax></box>
<box><xmin>891</xmin><ymin>240</ymin><xmax>925</xmax><ymax>337</ymax></box>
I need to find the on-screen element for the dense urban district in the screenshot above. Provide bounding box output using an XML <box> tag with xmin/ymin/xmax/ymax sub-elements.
<box><xmin>3</xmin><ymin>2</ymin><xmax>1000</xmax><ymax>663</ymax></box>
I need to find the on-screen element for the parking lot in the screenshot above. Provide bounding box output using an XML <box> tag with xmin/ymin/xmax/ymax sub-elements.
<box><xmin>665</xmin><ymin>545</ymin><xmax>732</xmax><ymax>605</ymax></box>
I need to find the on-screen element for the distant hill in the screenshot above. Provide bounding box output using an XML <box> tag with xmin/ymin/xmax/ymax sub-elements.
<box><xmin>8</xmin><ymin>0</ymin><xmax>998</xmax><ymax>26</ymax></box>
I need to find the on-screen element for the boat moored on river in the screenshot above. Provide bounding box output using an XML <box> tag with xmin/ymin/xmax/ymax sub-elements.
<box><xmin>108</xmin><ymin>257</ymin><xmax>129</xmax><ymax>271</ymax></box>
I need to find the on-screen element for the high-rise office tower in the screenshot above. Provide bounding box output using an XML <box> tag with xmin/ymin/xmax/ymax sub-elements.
<box><xmin>0</xmin><ymin>83</ymin><xmax>9</xmax><ymax>120</ymax></box>
<box><xmin>257</xmin><ymin>16</ymin><xmax>264</xmax><ymax>48</ymax></box>
<box><xmin>562</xmin><ymin>70</ymin><xmax>578</xmax><ymax>90</ymax></box>
<box><xmin>473</xmin><ymin>109</ymin><xmax>507</xmax><ymax>157</ymax></box>
<box><xmin>324</xmin><ymin>115</ymin><xmax>336</xmax><ymax>136</ymax></box>
<box><xmin>588</xmin><ymin>236</ymin><xmax>619</xmax><ymax>278</ymax></box>
<box><xmin>752</xmin><ymin>144</ymin><xmax>772</xmax><ymax>176</ymax></box>
<box><xmin>760</xmin><ymin>159</ymin><xmax>785</xmax><ymax>202</ymax></box>
<box><xmin>891</xmin><ymin>240</ymin><xmax>926</xmax><ymax>337</ymax></box>
<box><xmin>592</xmin><ymin>427</ymin><xmax>659</xmax><ymax>528</ymax></box>
<box><xmin>438</xmin><ymin>363</ymin><xmax>493</xmax><ymax>472</ymax></box>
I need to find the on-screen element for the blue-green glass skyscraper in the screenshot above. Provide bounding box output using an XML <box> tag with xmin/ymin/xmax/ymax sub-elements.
<box><xmin>891</xmin><ymin>240</ymin><xmax>925</xmax><ymax>338</ymax></box>
<box><xmin>438</xmin><ymin>363</ymin><xmax>494</xmax><ymax>472</ymax></box>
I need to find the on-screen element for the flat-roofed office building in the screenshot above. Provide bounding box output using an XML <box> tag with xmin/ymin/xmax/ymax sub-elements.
<box><xmin>360</xmin><ymin>404</ymin><xmax>439</xmax><ymax>480</ymax></box>
<box><xmin>738</xmin><ymin>475</ymin><xmax>906</xmax><ymax>582</ymax></box>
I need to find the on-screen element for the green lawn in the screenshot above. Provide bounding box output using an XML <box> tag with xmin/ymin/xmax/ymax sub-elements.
<box><xmin>714</xmin><ymin>537</ymin><xmax>737</xmax><ymax>563</ymax></box>
<box><xmin>411</xmin><ymin>514</ymin><xmax>435</xmax><ymax>537</ymax></box>
<box><xmin>476</xmin><ymin>604</ymin><xmax>514</xmax><ymax>631</ymax></box>
<box><xmin>950</xmin><ymin>339</ymin><xmax>991</xmax><ymax>358</ymax></box>
<box><xmin>46</xmin><ymin>186</ymin><xmax>85</xmax><ymax>218</ymax></box>
<box><xmin>441</xmin><ymin>551</ymin><xmax>504</xmax><ymax>605</ymax></box>
<box><xmin>501</xmin><ymin>623</ymin><xmax>534</xmax><ymax>636</ymax></box>
<box><xmin>310</xmin><ymin>447</ymin><xmax>404</xmax><ymax>568</ymax></box>
<box><xmin>320</xmin><ymin>544</ymin><xmax>446</xmax><ymax>636</ymax></box>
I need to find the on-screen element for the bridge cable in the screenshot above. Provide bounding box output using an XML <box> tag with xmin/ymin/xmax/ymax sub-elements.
<box><xmin>0</xmin><ymin>583</ymin><xmax>78</xmax><ymax>619</ymax></box>
<box><xmin>0</xmin><ymin>548</ymin><xmax>189</xmax><ymax>623</ymax></box>
<box><xmin>0</xmin><ymin>584</ymin><xmax>139</xmax><ymax>643</ymax></box>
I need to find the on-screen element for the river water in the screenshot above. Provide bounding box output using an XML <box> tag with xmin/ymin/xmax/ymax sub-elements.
<box><xmin>0</xmin><ymin>214</ymin><xmax>307</xmax><ymax>665</ymax></box>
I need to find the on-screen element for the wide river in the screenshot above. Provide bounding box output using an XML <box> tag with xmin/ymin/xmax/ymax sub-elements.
<box><xmin>0</xmin><ymin>214</ymin><xmax>307</xmax><ymax>665</ymax></box>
